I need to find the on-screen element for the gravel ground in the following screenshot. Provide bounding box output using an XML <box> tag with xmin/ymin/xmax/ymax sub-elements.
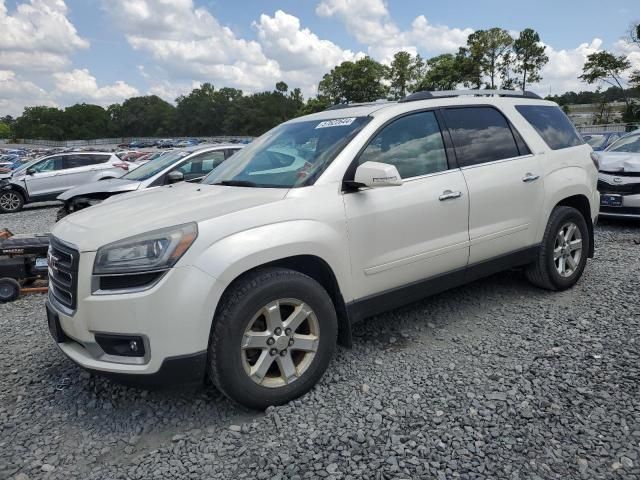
<box><xmin>1</xmin><ymin>207</ymin><xmax>639</xmax><ymax>480</ymax></box>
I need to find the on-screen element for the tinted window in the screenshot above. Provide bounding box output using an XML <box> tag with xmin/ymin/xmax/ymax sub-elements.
<box><xmin>31</xmin><ymin>157</ymin><xmax>63</xmax><ymax>172</ymax></box>
<box><xmin>442</xmin><ymin>107</ymin><xmax>520</xmax><ymax>167</ymax></box>
<box><xmin>516</xmin><ymin>105</ymin><xmax>584</xmax><ymax>150</ymax></box>
<box><xmin>61</xmin><ymin>155</ymin><xmax>106</xmax><ymax>169</ymax></box>
<box><xmin>176</xmin><ymin>150</ymin><xmax>225</xmax><ymax>179</ymax></box>
<box><xmin>358</xmin><ymin>111</ymin><xmax>448</xmax><ymax>178</ymax></box>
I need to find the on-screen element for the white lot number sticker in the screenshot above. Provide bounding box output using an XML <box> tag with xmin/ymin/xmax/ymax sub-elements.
<box><xmin>315</xmin><ymin>117</ymin><xmax>357</xmax><ymax>129</ymax></box>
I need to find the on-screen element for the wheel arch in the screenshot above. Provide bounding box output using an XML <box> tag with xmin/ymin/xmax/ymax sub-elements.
<box><xmin>212</xmin><ymin>255</ymin><xmax>353</xmax><ymax>347</ymax></box>
<box><xmin>2</xmin><ymin>183</ymin><xmax>28</xmax><ymax>201</ymax></box>
<box><xmin>554</xmin><ymin>194</ymin><xmax>595</xmax><ymax>258</ymax></box>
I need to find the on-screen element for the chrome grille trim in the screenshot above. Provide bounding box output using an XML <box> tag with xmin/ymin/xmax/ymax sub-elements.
<box><xmin>48</xmin><ymin>236</ymin><xmax>80</xmax><ymax>313</ymax></box>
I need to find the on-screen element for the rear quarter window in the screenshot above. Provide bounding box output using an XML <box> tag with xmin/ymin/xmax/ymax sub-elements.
<box><xmin>516</xmin><ymin>105</ymin><xmax>584</xmax><ymax>150</ymax></box>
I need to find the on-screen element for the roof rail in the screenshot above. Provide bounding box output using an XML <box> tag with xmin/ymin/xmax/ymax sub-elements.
<box><xmin>324</xmin><ymin>100</ymin><xmax>392</xmax><ymax>111</ymax></box>
<box><xmin>398</xmin><ymin>89</ymin><xmax>542</xmax><ymax>103</ymax></box>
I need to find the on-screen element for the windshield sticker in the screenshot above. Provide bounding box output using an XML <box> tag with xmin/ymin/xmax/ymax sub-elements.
<box><xmin>315</xmin><ymin>117</ymin><xmax>357</xmax><ymax>129</ymax></box>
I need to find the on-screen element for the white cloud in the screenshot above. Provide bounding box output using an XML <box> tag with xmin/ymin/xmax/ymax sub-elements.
<box><xmin>315</xmin><ymin>0</ymin><xmax>472</xmax><ymax>62</ymax></box>
<box><xmin>103</xmin><ymin>0</ymin><xmax>282</xmax><ymax>92</ymax></box>
<box><xmin>53</xmin><ymin>69</ymin><xmax>139</xmax><ymax>105</ymax></box>
<box><xmin>0</xmin><ymin>70</ymin><xmax>57</xmax><ymax>115</ymax></box>
<box><xmin>0</xmin><ymin>0</ymin><xmax>88</xmax><ymax>73</ymax></box>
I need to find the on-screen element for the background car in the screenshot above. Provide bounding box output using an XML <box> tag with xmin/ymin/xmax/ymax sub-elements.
<box><xmin>56</xmin><ymin>144</ymin><xmax>243</xmax><ymax>220</ymax></box>
<box><xmin>596</xmin><ymin>129</ymin><xmax>640</xmax><ymax>218</ymax></box>
<box><xmin>582</xmin><ymin>131</ymin><xmax>623</xmax><ymax>151</ymax></box>
<box><xmin>0</xmin><ymin>152</ymin><xmax>135</xmax><ymax>213</ymax></box>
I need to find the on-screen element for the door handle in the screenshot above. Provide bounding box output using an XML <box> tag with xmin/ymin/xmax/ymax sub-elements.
<box><xmin>522</xmin><ymin>173</ymin><xmax>540</xmax><ymax>183</ymax></box>
<box><xmin>439</xmin><ymin>190</ymin><xmax>463</xmax><ymax>201</ymax></box>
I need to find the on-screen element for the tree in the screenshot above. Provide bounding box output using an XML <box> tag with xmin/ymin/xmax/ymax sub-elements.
<box><xmin>0</xmin><ymin>122</ymin><xmax>11</xmax><ymax>139</ymax></box>
<box><xmin>388</xmin><ymin>51</ymin><xmax>424</xmax><ymax>99</ymax></box>
<box><xmin>110</xmin><ymin>95</ymin><xmax>176</xmax><ymax>137</ymax></box>
<box><xmin>415</xmin><ymin>54</ymin><xmax>463</xmax><ymax>91</ymax></box>
<box><xmin>175</xmin><ymin>83</ymin><xmax>243</xmax><ymax>136</ymax></box>
<box><xmin>467</xmin><ymin>28</ymin><xmax>513</xmax><ymax>89</ymax></box>
<box><xmin>12</xmin><ymin>106</ymin><xmax>65</xmax><ymax>140</ymax></box>
<box><xmin>629</xmin><ymin>22</ymin><xmax>640</xmax><ymax>47</ymax></box>
<box><xmin>223</xmin><ymin>84</ymin><xmax>304</xmax><ymax>136</ymax></box>
<box><xmin>62</xmin><ymin>104</ymin><xmax>110</xmax><ymax>139</ymax></box>
<box><xmin>513</xmin><ymin>28</ymin><xmax>548</xmax><ymax>92</ymax></box>
<box><xmin>579</xmin><ymin>51</ymin><xmax>632</xmax><ymax>108</ymax></box>
<box><xmin>455</xmin><ymin>47</ymin><xmax>483</xmax><ymax>89</ymax></box>
<box><xmin>318</xmin><ymin>57</ymin><xmax>389</xmax><ymax>104</ymax></box>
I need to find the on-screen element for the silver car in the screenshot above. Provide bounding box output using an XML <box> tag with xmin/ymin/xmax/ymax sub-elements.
<box><xmin>56</xmin><ymin>144</ymin><xmax>242</xmax><ymax>221</ymax></box>
<box><xmin>0</xmin><ymin>152</ymin><xmax>132</xmax><ymax>213</ymax></box>
<box><xmin>596</xmin><ymin>129</ymin><xmax>640</xmax><ymax>219</ymax></box>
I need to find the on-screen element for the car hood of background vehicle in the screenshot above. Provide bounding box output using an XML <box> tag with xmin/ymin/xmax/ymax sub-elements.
<box><xmin>598</xmin><ymin>152</ymin><xmax>640</xmax><ymax>173</ymax></box>
<box><xmin>51</xmin><ymin>182</ymin><xmax>289</xmax><ymax>251</ymax></box>
<box><xmin>57</xmin><ymin>178</ymin><xmax>141</xmax><ymax>201</ymax></box>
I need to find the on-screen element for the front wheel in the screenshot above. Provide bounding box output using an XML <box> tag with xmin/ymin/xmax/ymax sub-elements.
<box><xmin>208</xmin><ymin>268</ymin><xmax>337</xmax><ymax>409</ymax></box>
<box><xmin>526</xmin><ymin>206</ymin><xmax>590</xmax><ymax>291</ymax></box>
<box><xmin>0</xmin><ymin>190</ymin><xmax>24</xmax><ymax>214</ymax></box>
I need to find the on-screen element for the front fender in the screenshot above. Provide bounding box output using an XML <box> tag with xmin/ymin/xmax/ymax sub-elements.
<box><xmin>192</xmin><ymin>220</ymin><xmax>352</xmax><ymax>301</ymax></box>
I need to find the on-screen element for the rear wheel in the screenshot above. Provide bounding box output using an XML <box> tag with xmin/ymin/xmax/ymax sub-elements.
<box><xmin>208</xmin><ymin>268</ymin><xmax>337</xmax><ymax>409</ymax></box>
<box><xmin>0</xmin><ymin>278</ymin><xmax>20</xmax><ymax>302</ymax></box>
<box><xmin>526</xmin><ymin>206</ymin><xmax>589</xmax><ymax>291</ymax></box>
<box><xmin>0</xmin><ymin>190</ymin><xmax>24</xmax><ymax>213</ymax></box>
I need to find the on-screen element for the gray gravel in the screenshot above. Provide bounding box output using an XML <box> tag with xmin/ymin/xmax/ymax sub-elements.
<box><xmin>1</xmin><ymin>208</ymin><xmax>639</xmax><ymax>480</ymax></box>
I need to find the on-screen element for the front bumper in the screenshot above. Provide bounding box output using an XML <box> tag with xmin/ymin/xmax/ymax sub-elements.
<box><xmin>46</xmin><ymin>253</ymin><xmax>225</xmax><ymax>386</ymax></box>
<box><xmin>598</xmin><ymin>173</ymin><xmax>640</xmax><ymax>219</ymax></box>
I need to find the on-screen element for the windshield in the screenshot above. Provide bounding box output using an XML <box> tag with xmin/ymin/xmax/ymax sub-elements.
<box><xmin>122</xmin><ymin>150</ymin><xmax>190</xmax><ymax>181</ymax></box>
<box><xmin>202</xmin><ymin>117</ymin><xmax>371</xmax><ymax>188</ymax></box>
<box><xmin>606</xmin><ymin>133</ymin><xmax>640</xmax><ymax>153</ymax></box>
<box><xmin>583</xmin><ymin>134</ymin><xmax>606</xmax><ymax>149</ymax></box>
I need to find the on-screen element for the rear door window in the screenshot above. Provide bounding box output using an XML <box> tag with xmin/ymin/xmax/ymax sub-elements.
<box><xmin>442</xmin><ymin>107</ymin><xmax>521</xmax><ymax>167</ymax></box>
<box><xmin>515</xmin><ymin>105</ymin><xmax>584</xmax><ymax>150</ymax></box>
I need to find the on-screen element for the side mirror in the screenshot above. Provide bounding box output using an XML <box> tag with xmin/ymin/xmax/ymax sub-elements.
<box><xmin>353</xmin><ymin>161</ymin><xmax>402</xmax><ymax>188</ymax></box>
<box><xmin>26</xmin><ymin>167</ymin><xmax>36</xmax><ymax>175</ymax></box>
<box><xmin>166</xmin><ymin>170</ymin><xmax>184</xmax><ymax>184</ymax></box>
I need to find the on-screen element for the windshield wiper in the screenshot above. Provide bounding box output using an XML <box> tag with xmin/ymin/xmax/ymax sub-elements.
<box><xmin>212</xmin><ymin>180</ymin><xmax>258</xmax><ymax>187</ymax></box>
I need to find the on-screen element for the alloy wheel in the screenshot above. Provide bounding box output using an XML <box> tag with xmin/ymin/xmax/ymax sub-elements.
<box><xmin>0</xmin><ymin>192</ymin><xmax>20</xmax><ymax>211</ymax></box>
<box><xmin>553</xmin><ymin>222</ymin><xmax>583</xmax><ymax>278</ymax></box>
<box><xmin>241</xmin><ymin>298</ymin><xmax>320</xmax><ymax>388</ymax></box>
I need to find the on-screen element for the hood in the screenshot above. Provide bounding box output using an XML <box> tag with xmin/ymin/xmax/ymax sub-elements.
<box><xmin>52</xmin><ymin>181</ymin><xmax>288</xmax><ymax>251</ymax></box>
<box><xmin>57</xmin><ymin>178</ymin><xmax>140</xmax><ymax>201</ymax></box>
<box><xmin>598</xmin><ymin>152</ymin><xmax>640</xmax><ymax>173</ymax></box>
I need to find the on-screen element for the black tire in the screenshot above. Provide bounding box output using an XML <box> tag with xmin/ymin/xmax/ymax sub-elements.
<box><xmin>208</xmin><ymin>267</ymin><xmax>337</xmax><ymax>409</ymax></box>
<box><xmin>56</xmin><ymin>207</ymin><xmax>69</xmax><ymax>222</ymax></box>
<box><xmin>526</xmin><ymin>206</ymin><xmax>590</xmax><ymax>291</ymax></box>
<box><xmin>0</xmin><ymin>278</ymin><xmax>20</xmax><ymax>302</ymax></box>
<box><xmin>0</xmin><ymin>190</ymin><xmax>24</xmax><ymax>214</ymax></box>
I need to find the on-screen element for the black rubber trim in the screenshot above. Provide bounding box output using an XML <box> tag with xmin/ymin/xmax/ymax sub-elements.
<box><xmin>346</xmin><ymin>244</ymin><xmax>540</xmax><ymax>323</ymax></box>
<box><xmin>81</xmin><ymin>351</ymin><xmax>207</xmax><ymax>389</ymax></box>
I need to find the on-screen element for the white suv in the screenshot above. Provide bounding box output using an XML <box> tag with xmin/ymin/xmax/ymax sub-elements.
<box><xmin>47</xmin><ymin>91</ymin><xmax>598</xmax><ymax>409</ymax></box>
<box><xmin>0</xmin><ymin>152</ymin><xmax>132</xmax><ymax>213</ymax></box>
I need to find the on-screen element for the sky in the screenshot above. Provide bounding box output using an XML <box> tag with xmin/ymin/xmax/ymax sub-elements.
<box><xmin>1</xmin><ymin>0</ymin><xmax>639</xmax><ymax>116</ymax></box>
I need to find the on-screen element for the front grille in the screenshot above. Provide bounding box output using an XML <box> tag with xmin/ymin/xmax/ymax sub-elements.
<box><xmin>48</xmin><ymin>236</ymin><xmax>80</xmax><ymax>312</ymax></box>
<box><xmin>597</xmin><ymin>180</ymin><xmax>640</xmax><ymax>196</ymax></box>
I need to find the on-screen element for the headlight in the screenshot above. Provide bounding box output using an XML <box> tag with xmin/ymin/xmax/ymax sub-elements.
<box><xmin>93</xmin><ymin>223</ymin><xmax>198</xmax><ymax>275</ymax></box>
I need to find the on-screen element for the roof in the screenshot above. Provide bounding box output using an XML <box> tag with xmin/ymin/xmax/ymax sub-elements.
<box><xmin>289</xmin><ymin>91</ymin><xmax>555</xmax><ymax>124</ymax></box>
